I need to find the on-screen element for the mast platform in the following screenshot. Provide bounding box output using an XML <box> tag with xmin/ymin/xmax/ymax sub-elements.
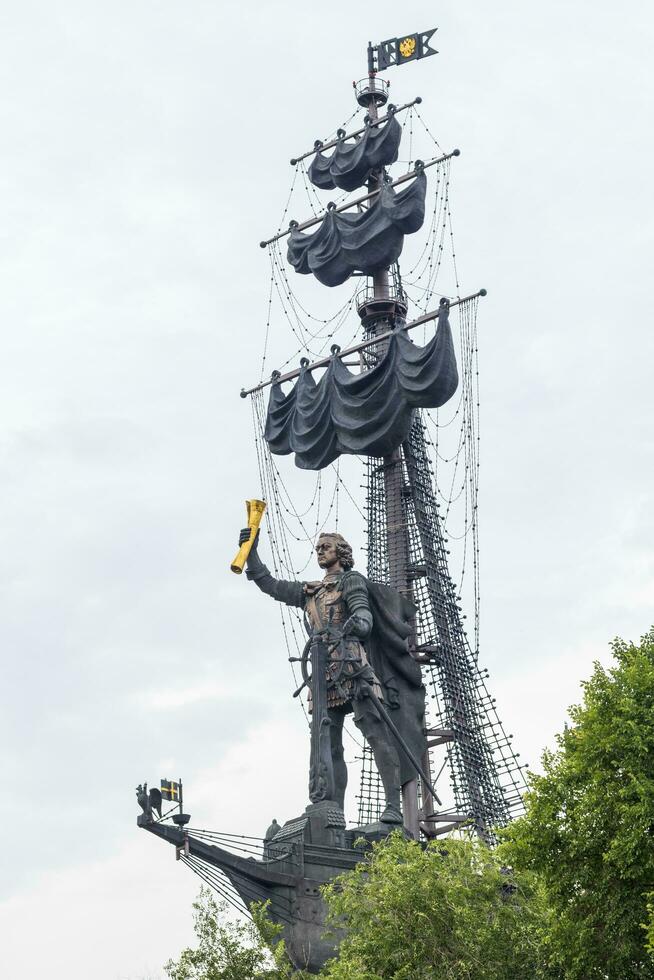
<box><xmin>355</xmin><ymin>283</ymin><xmax>408</xmax><ymax>327</ymax></box>
<box><xmin>354</xmin><ymin>76</ymin><xmax>389</xmax><ymax>107</ymax></box>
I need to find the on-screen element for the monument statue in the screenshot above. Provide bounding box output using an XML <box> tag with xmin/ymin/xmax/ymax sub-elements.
<box><xmin>240</xmin><ymin>527</ymin><xmax>428</xmax><ymax>825</ymax></box>
<box><xmin>135</xmin><ymin>35</ymin><xmax>527</xmax><ymax>973</ymax></box>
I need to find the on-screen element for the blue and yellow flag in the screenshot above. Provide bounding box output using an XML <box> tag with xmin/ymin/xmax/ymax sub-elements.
<box><xmin>161</xmin><ymin>778</ymin><xmax>180</xmax><ymax>802</ymax></box>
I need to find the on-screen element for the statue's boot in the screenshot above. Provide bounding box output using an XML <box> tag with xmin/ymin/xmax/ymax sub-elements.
<box><xmin>380</xmin><ymin>802</ymin><xmax>403</xmax><ymax>824</ymax></box>
<box><xmin>368</xmin><ymin>731</ymin><xmax>403</xmax><ymax>824</ymax></box>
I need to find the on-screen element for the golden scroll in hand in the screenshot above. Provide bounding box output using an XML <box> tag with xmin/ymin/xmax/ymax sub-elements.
<box><xmin>230</xmin><ymin>499</ymin><xmax>267</xmax><ymax>574</ymax></box>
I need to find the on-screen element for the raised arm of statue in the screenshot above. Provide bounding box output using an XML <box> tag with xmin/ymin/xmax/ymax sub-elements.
<box><xmin>239</xmin><ymin>528</ymin><xmax>305</xmax><ymax>609</ymax></box>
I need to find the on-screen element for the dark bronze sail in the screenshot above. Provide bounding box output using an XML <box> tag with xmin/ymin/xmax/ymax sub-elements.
<box><xmin>264</xmin><ymin>302</ymin><xmax>457</xmax><ymax>470</ymax></box>
<box><xmin>307</xmin><ymin>113</ymin><xmax>402</xmax><ymax>191</ymax></box>
<box><xmin>286</xmin><ymin>171</ymin><xmax>426</xmax><ymax>287</ymax></box>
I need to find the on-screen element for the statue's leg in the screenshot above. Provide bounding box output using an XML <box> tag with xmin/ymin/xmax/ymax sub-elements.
<box><xmin>353</xmin><ymin>700</ymin><xmax>402</xmax><ymax>823</ymax></box>
<box><xmin>329</xmin><ymin>707</ymin><xmax>347</xmax><ymax>810</ymax></box>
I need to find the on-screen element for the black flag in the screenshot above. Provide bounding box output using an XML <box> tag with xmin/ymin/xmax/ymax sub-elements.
<box><xmin>161</xmin><ymin>778</ymin><xmax>180</xmax><ymax>802</ymax></box>
<box><xmin>376</xmin><ymin>29</ymin><xmax>438</xmax><ymax>70</ymax></box>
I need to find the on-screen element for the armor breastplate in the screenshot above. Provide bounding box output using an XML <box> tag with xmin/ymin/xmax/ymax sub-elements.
<box><xmin>304</xmin><ymin>574</ymin><xmax>381</xmax><ymax>710</ymax></box>
<box><xmin>305</xmin><ymin>577</ymin><xmax>346</xmax><ymax>631</ymax></box>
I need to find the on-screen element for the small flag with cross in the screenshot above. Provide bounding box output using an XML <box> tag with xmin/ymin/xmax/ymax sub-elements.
<box><xmin>161</xmin><ymin>778</ymin><xmax>180</xmax><ymax>802</ymax></box>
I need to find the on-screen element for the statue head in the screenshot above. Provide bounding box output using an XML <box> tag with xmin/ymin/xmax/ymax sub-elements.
<box><xmin>315</xmin><ymin>532</ymin><xmax>354</xmax><ymax>572</ymax></box>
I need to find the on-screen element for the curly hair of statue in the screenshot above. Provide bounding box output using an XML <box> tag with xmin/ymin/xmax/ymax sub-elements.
<box><xmin>317</xmin><ymin>532</ymin><xmax>354</xmax><ymax>570</ymax></box>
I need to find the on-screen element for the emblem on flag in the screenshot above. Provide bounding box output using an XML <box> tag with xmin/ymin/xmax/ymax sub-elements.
<box><xmin>399</xmin><ymin>36</ymin><xmax>417</xmax><ymax>59</ymax></box>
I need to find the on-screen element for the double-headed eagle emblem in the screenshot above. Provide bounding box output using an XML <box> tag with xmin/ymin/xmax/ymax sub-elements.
<box><xmin>399</xmin><ymin>36</ymin><xmax>417</xmax><ymax>59</ymax></box>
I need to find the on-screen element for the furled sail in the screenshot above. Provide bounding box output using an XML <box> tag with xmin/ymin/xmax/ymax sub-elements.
<box><xmin>307</xmin><ymin>114</ymin><xmax>402</xmax><ymax>192</ymax></box>
<box><xmin>264</xmin><ymin>303</ymin><xmax>458</xmax><ymax>470</ymax></box>
<box><xmin>287</xmin><ymin>172</ymin><xmax>426</xmax><ymax>288</ymax></box>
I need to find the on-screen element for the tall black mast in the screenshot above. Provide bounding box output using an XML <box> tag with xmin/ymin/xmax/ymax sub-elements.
<box><xmin>355</xmin><ymin>44</ymin><xmax>523</xmax><ymax>840</ymax></box>
<box><xmin>355</xmin><ymin>59</ymin><xmax>422</xmax><ymax>836</ymax></box>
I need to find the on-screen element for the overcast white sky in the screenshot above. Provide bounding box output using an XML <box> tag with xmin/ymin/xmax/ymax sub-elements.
<box><xmin>1</xmin><ymin>2</ymin><xmax>652</xmax><ymax>977</ymax></box>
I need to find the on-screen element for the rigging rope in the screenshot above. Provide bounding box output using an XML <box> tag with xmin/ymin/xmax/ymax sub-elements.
<box><xmin>250</xmin><ymin>390</ymin><xmax>366</xmax><ymax>757</ymax></box>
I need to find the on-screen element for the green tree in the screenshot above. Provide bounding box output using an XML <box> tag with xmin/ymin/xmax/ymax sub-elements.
<box><xmin>645</xmin><ymin>894</ymin><xmax>654</xmax><ymax>961</ymax></box>
<box><xmin>501</xmin><ymin>629</ymin><xmax>654</xmax><ymax>979</ymax></box>
<box><xmin>163</xmin><ymin>887</ymin><xmax>300</xmax><ymax>980</ymax></box>
<box><xmin>320</xmin><ymin>832</ymin><xmax>559</xmax><ymax>980</ymax></box>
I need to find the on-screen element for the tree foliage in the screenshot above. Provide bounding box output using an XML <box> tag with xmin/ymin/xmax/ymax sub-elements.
<box><xmin>163</xmin><ymin>888</ymin><xmax>300</xmax><ymax>980</ymax></box>
<box><xmin>646</xmin><ymin>895</ymin><xmax>654</xmax><ymax>961</ymax></box>
<box><xmin>163</xmin><ymin>840</ymin><xmax>557</xmax><ymax>980</ymax></box>
<box><xmin>164</xmin><ymin>630</ymin><xmax>654</xmax><ymax>979</ymax></box>
<box><xmin>320</xmin><ymin>833</ymin><xmax>559</xmax><ymax>980</ymax></box>
<box><xmin>501</xmin><ymin>629</ymin><xmax>654</xmax><ymax>979</ymax></box>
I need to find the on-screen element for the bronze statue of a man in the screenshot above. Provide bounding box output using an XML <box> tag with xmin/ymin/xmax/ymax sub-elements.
<box><xmin>240</xmin><ymin>528</ymin><xmax>427</xmax><ymax>825</ymax></box>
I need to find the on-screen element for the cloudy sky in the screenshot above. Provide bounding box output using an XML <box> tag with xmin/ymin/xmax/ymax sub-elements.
<box><xmin>1</xmin><ymin>1</ymin><xmax>652</xmax><ymax>977</ymax></box>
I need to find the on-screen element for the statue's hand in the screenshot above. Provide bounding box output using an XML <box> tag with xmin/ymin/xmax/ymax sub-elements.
<box><xmin>341</xmin><ymin>614</ymin><xmax>370</xmax><ymax>640</ymax></box>
<box><xmin>341</xmin><ymin>616</ymin><xmax>356</xmax><ymax>637</ymax></box>
<box><xmin>239</xmin><ymin>527</ymin><xmax>260</xmax><ymax>550</ymax></box>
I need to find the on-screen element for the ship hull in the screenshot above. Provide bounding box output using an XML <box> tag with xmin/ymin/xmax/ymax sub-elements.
<box><xmin>140</xmin><ymin>801</ymin><xmax>395</xmax><ymax>972</ymax></box>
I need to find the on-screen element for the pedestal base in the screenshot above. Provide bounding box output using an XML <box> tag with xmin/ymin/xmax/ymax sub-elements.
<box><xmin>266</xmin><ymin>802</ymin><xmax>398</xmax><ymax>972</ymax></box>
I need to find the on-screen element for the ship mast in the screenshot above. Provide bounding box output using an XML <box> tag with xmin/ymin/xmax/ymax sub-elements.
<box><xmin>357</xmin><ymin>55</ymin><xmax>422</xmax><ymax>837</ymax></box>
<box><xmin>357</xmin><ymin>47</ymin><xmax>506</xmax><ymax>841</ymax></box>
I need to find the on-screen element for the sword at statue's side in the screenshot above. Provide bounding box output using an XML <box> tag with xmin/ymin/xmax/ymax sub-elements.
<box><xmin>359</xmin><ymin>681</ymin><xmax>443</xmax><ymax>807</ymax></box>
<box><xmin>302</xmin><ymin>616</ymin><xmax>443</xmax><ymax>809</ymax></box>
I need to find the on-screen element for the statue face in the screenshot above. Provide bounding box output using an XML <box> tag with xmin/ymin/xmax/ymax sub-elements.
<box><xmin>315</xmin><ymin>536</ymin><xmax>340</xmax><ymax>570</ymax></box>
